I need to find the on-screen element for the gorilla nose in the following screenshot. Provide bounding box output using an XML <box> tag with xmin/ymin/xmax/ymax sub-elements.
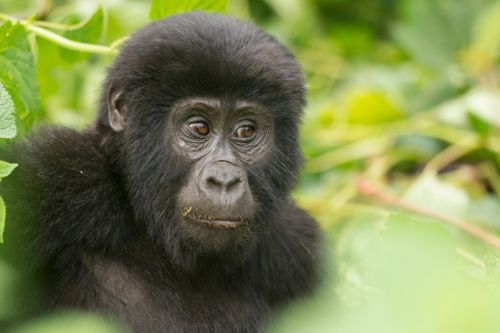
<box><xmin>200</xmin><ymin>162</ymin><xmax>245</xmax><ymax>199</ymax></box>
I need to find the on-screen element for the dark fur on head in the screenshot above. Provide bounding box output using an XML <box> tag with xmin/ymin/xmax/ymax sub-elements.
<box><xmin>95</xmin><ymin>13</ymin><xmax>307</xmax><ymax>271</ymax></box>
<box><xmin>0</xmin><ymin>12</ymin><xmax>321</xmax><ymax>333</ymax></box>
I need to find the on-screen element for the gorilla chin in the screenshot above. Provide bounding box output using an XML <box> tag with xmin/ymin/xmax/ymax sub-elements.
<box><xmin>178</xmin><ymin>212</ymin><xmax>255</xmax><ymax>254</ymax></box>
<box><xmin>176</xmin><ymin>194</ymin><xmax>257</xmax><ymax>252</ymax></box>
<box><xmin>174</xmin><ymin>144</ymin><xmax>258</xmax><ymax>250</ymax></box>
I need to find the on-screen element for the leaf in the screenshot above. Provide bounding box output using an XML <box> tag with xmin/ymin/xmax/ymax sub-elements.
<box><xmin>393</xmin><ymin>0</ymin><xmax>484</xmax><ymax>67</ymax></box>
<box><xmin>149</xmin><ymin>0</ymin><xmax>227</xmax><ymax>20</ymax></box>
<box><xmin>0</xmin><ymin>82</ymin><xmax>16</xmax><ymax>139</ymax></box>
<box><xmin>467</xmin><ymin>111</ymin><xmax>491</xmax><ymax>136</ymax></box>
<box><xmin>0</xmin><ymin>196</ymin><xmax>5</xmax><ymax>243</ymax></box>
<box><xmin>346</xmin><ymin>89</ymin><xmax>403</xmax><ymax>124</ymax></box>
<box><xmin>0</xmin><ymin>160</ymin><xmax>17</xmax><ymax>244</ymax></box>
<box><xmin>466</xmin><ymin>1</ymin><xmax>500</xmax><ymax>72</ymax></box>
<box><xmin>0</xmin><ymin>160</ymin><xmax>17</xmax><ymax>180</ymax></box>
<box><xmin>0</xmin><ymin>21</ymin><xmax>40</xmax><ymax>132</ymax></box>
<box><xmin>0</xmin><ymin>259</ymin><xmax>18</xmax><ymax>319</ymax></box>
<box><xmin>9</xmin><ymin>312</ymin><xmax>123</xmax><ymax>333</ymax></box>
<box><xmin>437</xmin><ymin>88</ymin><xmax>500</xmax><ymax>128</ymax></box>
<box><xmin>60</xmin><ymin>7</ymin><xmax>105</xmax><ymax>63</ymax></box>
<box><xmin>268</xmin><ymin>213</ymin><xmax>500</xmax><ymax>333</ymax></box>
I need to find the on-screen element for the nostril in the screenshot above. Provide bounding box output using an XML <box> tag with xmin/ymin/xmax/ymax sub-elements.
<box><xmin>226</xmin><ymin>177</ymin><xmax>242</xmax><ymax>189</ymax></box>
<box><xmin>207</xmin><ymin>176</ymin><xmax>222</xmax><ymax>187</ymax></box>
<box><xmin>201</xmin><ymin>164</ymin><xmax>245</xmax><ymax>195</ymax></box>
<box><xmin>204</xmin><ymin>175</ymin><xmax>242</xmax><ymax>193</ymax></box>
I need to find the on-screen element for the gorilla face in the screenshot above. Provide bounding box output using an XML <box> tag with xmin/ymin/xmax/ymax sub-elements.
<box><xmin>98</xmin><ymin>13</ymin><xmax>306</xmax><ymax>268</ymax></box>
<box><xmin>169</xmin><ymin>97</ymin><xmax>273</xmax><ymax>249</ymax></box>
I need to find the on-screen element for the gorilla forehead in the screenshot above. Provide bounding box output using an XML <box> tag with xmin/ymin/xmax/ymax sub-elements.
<box><xmin>105</xmin><ymin>12</ymin><xmax>305</xmax><ymax>113</ymax></box>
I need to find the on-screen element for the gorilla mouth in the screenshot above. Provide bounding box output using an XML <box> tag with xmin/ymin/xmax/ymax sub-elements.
<box><xmin>184</xmin><ymin>213</ymin><xmax>248</xmax><ymax>229</ymax></box>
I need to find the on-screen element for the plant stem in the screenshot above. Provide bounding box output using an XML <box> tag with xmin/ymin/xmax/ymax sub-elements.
<box><xmin>28</xmin><ymin>24</ymin><xmax>114</xmax><ymax>54</ymax></box>
<box><xmin>422</xmin><ymin>135</ymin><xmax>477</xmax><ymax>175</ymax></box>
<box><xmin>0</xmin><ymin>12</ymin><xmax>116</xmax><ymax>55</ymax></box>
<box><xmin>355</xmin><ymin>176</ymin><xmax>500</xmax><ymax>250</ymax></box>
<box><xmin>32</xmin><ymin>20</ymin><xmax>84</xmax><ymax>30</ymax></box>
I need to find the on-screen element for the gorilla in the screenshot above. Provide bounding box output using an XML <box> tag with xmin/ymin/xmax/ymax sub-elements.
<box><xmin>0</xmin><ymin>12</ymin><xmax>321</xmax><ymax>333</ymax></box>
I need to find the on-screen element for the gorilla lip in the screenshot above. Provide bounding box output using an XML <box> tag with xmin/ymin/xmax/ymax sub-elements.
<box><xmin>184</xmin><ymin>214</ymin><xmax>247</xmax><ymax>229</ymax></box>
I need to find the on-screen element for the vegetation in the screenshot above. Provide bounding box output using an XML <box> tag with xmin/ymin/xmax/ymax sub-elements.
<box><xmin>0</xmin><ymin>0</ymin><xmax>500</xmax><ymax>332</ymax></box>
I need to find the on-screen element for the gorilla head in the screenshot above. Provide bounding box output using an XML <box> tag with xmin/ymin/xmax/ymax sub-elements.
<box><xmin>94</xmin><ymin>12</ymin><xmax>306</xmax><ymax>269</ymax></box>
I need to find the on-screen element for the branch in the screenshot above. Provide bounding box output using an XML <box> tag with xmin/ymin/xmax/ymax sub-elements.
<box><xmin>355</xmin><ymin>176</ymin><xmax>500</xmax><ymax>250</ymax></box>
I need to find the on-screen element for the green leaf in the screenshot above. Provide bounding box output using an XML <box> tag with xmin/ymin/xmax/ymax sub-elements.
<box><xmin>0</xmin><ymin>160</ymin><xmax>17</xmax><ymax>180</ymax></box>
<box><xmin>268</xmin><ymin>213</ymin><xmax>500</xmax><ymax>333</ymax></box>
<box><xmin>467</xmin><ymin>111</ymin><xmax>491</xmax><ymax>136</ymax></box>
<box><xmin>10</xmin><ymin>312</ymin><xmax>123</xmax><ymax>333</ymax></box>
<box><xmin>469</xmin><ymin>1</ymin><xmax>500</xmax><ymax>66</ymax></box>
<box><xmin>60</xmin><ymin>7</ymin><xmax>105</xmax><ymax>63</ymax></box>
<box><xmin>149</xmin><ymin>0</ymin><xmax>227</xmax><ymax>20</ymax></box>
<box><xmin>0</xmin><ymin>160</ymin><xmax>16</xmax><ymax>244</ymax></box>
<box><xmin>0</xmin><ymin>81</ymin><xmax>16</xmax><ymax>139</ymax></box>
<box><xmin>0</xmin><ymin>259</ymin><xmax>18</xmax><ymax>319</ymax></box>
<box><xmin>0</xmin><ymin>21</ymin><xmax>40</xmax><ymax>132</ymax></box>
<box><xmin>393</xmin><ymin>0</ymin><xmax>484</xmax><ymax>67</ymax></box>
<box><xmin>0</xmin><ymin>196</ymin><xmax>5</xmax><ymax>243</ymax></box>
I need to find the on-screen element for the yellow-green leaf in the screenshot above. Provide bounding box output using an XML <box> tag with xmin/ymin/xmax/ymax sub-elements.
<box><xmin>0</xmin><ymin>196</ymin><xmax>5</xmax><ymax>243</ymax></box>
<box><xmin>346</xmin><ymin>90</ymin><xmax>403</xmax><ymax>124</ymax></box>
<box><xmin>0</xmin><ymin>160</ymin><xmax>17</xmax><ymax>180</ymax></box>
<box><xmin>149</xmin><ymin>0</ymin><xmax>227</xmax><ymax>20</ymax></box>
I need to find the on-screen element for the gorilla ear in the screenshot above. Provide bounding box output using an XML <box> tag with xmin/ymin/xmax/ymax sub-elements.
<box><xmin>108</xmin><ymin>91</ymin><xmax>127</xmax><ymax>132</ymax></box>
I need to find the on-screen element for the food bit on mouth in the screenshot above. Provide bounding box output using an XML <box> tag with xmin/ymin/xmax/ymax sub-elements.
<box><xmin>181</xmin><ymin>206</ymin><xmax>192</xmax><ymax>217</ymax></box>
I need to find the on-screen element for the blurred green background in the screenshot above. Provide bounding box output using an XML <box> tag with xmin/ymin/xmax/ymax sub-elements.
<box><xmin>1</xmin><ymin>0</ymin><xmax>500</xmax><ymax>332</ymax></box>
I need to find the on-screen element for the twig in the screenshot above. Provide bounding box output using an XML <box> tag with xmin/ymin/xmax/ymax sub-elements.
<box><xmin>355</xmin><ymin>176</ymin><xmax>500</xmax><ymax>250</ymax></box>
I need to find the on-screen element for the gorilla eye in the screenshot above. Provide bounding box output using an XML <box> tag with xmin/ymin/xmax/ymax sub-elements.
<box><xmin>188</xmin><ymin>122</ymin><xmax>210</xmax><ymax>136</ymax></box>
<box><xmin>234</xmin><ymin>126</ymin><xmax>255</xmax><ymax>140</ymax></box>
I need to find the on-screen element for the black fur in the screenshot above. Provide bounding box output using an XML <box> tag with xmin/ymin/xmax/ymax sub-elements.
<box><xmin>0</xmin><ymin>12</ymin><xmax>321</xmax><ymax>333</ymax></box>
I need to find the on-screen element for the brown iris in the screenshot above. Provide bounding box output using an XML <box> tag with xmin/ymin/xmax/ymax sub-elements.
<box><xmin>189</xmin><ymin>122</ymin><xmax>209</xmax><ymax>136</ymax></box>
<box><xmin>234</xmin><ymin>126</ymin><xmax>255</xmax><ymax>139</ymax></box>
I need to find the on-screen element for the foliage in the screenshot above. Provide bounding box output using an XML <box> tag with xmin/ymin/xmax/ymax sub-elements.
<box><xmin>0</xmin><ymin>22</ymin><xmax>39</xmax><ymax>131</ymax></box>
<box><xmin>0</xmin><ymin>81</ymin><xmax>18</xmax><ymax>243</ymax></box>
<box><xmin>59</xmin><ymin>6</ymin><xmax>105</xmax><ymax>63</ymax></box>
<box><xmin>0</xmin><ymin>0</ymin><xmax>500</xmax><ymax>332</ymax></box>
<box><xmin>10</xmin><ymin>312</ymin><xmax>122</xmax><ymax>333</ymax></box>
<box><xmin>149</xmin><ymin>0</ymin><xmax>228</xmax><ymax>20</ymax></box>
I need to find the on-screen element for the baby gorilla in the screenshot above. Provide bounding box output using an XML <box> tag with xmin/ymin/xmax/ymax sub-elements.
<box><xmin>1</xmin><ymin>12</ymin><xmax>321</xmax><ymax>333</ymax></box>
